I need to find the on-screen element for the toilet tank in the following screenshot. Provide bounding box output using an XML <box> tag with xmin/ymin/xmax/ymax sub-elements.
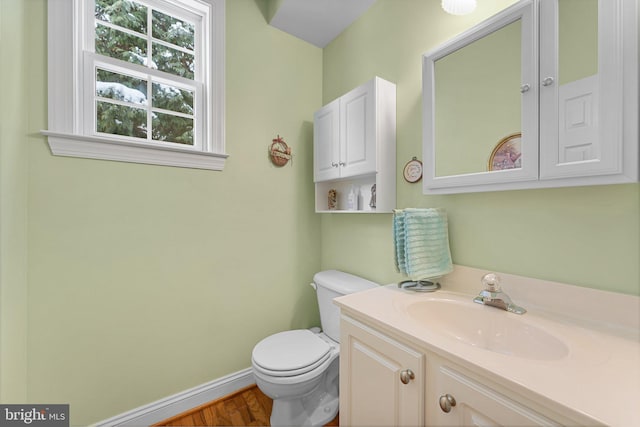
<box><xmin>313</xmin><ymin>270</ymin><xmax>378</xmax><ymax>342</ymax></box>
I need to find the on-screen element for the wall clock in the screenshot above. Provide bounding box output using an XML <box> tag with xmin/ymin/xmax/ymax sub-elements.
<box><xmin>403</xmin><ymin>157</ymin><xmax>423</xmax><ymax>183</ymax></box>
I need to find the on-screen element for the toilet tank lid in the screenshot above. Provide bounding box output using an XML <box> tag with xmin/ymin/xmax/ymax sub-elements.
<box><xmin>313</xmin><ymin>270</ymin><xmax>378</xmax><ymax>294</ymax></box>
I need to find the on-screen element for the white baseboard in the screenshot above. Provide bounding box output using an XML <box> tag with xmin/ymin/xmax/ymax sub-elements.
<box><xmin>93</xmin><ymin>368</ymin><xmax>255</xmax><ymax>427</ymax></box>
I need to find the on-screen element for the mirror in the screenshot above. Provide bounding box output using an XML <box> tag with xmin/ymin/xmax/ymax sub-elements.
<box><xmin>558</xmin><ymin>0</ymin><xmax>598</xmax><ymax>87</ymax></box>
<box><xmin>434</xmin><ymin>19</ymin><xmax>522</xmax><ymax>177</ymax></box>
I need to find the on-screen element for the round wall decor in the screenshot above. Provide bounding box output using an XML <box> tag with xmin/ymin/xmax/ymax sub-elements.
<box><xmin>403</xmin><ymin>157</ymin><xmax>423</xmax><ymax>183</ymax></box>
<box><xmin>269</xmin><ymin>135</ymin><xmax>292</xmax><ymax>167</ymax></box>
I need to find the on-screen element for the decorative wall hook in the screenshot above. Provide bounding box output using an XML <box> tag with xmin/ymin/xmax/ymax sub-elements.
<box><xmin>269</xmin><ymin>135</ymin><xmax>292</xmax><ymax>167</ymax></box>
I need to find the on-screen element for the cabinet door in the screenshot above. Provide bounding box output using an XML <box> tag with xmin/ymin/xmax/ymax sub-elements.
<box><xmin>430</xmin><ymin>365</ymin><xmax>560</xmax><ymax>426</ymax></box>
<box><xmin>539</xmin><ymin>0</ymin><xmax>626</xmax><ymax>179</ymax></box>
<box><xmin>313</xmin><ymin>99</ymin><xmax>340</xmax><ymax>182</ymax></box>
<box><xmin>339</xmin><ymin>81</ymin><xmax>377</xmax><ymax>178</ymax></box>
<box><xmin>340</xmin><ymin>316</ymin><xmax>424</xmax><ymax>427</ymax></box>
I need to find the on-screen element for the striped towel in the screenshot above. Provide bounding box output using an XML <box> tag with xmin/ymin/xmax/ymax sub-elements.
<box><xmin>393</xmin><ymin>208</ymin><xmax>453</xmax><ymax>280</ymax></box>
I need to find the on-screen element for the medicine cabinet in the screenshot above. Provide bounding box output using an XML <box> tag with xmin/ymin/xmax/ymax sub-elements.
<box><xmin>422</xmin><ymin>0</ymin><xmax>638</xmax><ymax>194</ymax></box>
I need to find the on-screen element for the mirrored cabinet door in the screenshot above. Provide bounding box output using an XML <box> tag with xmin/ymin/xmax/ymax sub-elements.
<box><xmin>539</xmin><ymin>0</ymin><xmax>626</xmax><ymax>179</ymax></box>
<box><xmin>422</xmin><ymin>0</ymin><xmax>538</xmax><ymax>191</ymax></box>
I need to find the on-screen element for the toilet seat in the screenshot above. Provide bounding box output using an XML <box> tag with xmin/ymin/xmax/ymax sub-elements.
<box><xmin>252</xmin><ymin>330</ymin><xmax>334</xmax><ymax>377</ymax></box>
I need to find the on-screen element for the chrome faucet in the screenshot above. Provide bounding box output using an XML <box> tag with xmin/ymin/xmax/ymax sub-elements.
<box><xmin>473</xmin><ymin>273</ymin><xmax>526</xmax><ymax>315</ymax></box>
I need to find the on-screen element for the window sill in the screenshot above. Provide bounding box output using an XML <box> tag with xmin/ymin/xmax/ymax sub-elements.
<box><xmin>41</xmin><ymin>131</ymin><xmax>228</xmax><ymax>171</ymax></box>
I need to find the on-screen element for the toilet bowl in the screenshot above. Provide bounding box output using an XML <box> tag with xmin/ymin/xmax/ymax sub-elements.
<box><xmin>252</xmin><ymin>329</ymin><xmax>340</xmax><ymax>426</ymax></box>
<box><xmin>251</xmin><ymin>270</ymin><xmax>378</xmax><ymax>427</ymax></box>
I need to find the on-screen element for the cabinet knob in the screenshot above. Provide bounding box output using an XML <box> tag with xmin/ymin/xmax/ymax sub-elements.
<box><xmin>331</xmin><ymin>162</ymin><xmax>339</xmax><ymax>168</ymax></box>
<box><xmin>542</xmin><ymin>76</ymin><xmax>555</xmax><ymax>86</ymax></box>
<box><xmin>399</xmin><ymin>369</ymin><xmax>415</xmax><ymax>385</ymax></box>
<box><xmin>339</xmin><ymin>162</ymin><xmax>346</xmax><ymax>166</ymax></box>
<box><xmin>439</xmin><ymin>394</ymin><xmax>457</xmax><ymax>413</ymax></box>
<box><xmin>520</xmin><ymin>83</ymin><xmax>530</xmax><ymax>93</ymax></box>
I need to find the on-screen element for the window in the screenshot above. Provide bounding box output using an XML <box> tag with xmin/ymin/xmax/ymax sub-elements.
<box><xmin>44</xmin><ymin>0</ymin><xmax>226</xmax><ymax>170</ymax></box>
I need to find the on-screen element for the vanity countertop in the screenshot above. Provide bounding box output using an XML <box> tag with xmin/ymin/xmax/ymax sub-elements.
<box><xmin>334</xmin><ymin>267</ymin><xmax>640</xmax><ymax>427</ymax></box>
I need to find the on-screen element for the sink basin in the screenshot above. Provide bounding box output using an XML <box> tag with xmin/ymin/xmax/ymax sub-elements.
<box><xmin>403</xmin><ymin>298</ymin><xmax>569</xmax><ymax>360</ymax></box>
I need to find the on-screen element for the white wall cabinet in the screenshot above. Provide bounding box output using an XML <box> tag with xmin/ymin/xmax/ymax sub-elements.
<box><xmin>422</xmin><ymin>0</ymin><xmax>638</xmax><ymax>194</ymax></box>
<box><xmin>340</xmin><ymin>313</ymin><xmax>584</xmax><ymax>427</ymax></box>
<box><xmin>313</xmin><ymin>77</ymin><xmax>396</xmax><ymax>213</ymax></box>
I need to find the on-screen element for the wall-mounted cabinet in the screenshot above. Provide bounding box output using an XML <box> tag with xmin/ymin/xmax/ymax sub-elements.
<box><xmin>422</xmin><ymin>0</ymin><xmax>638</xmax><ymax>194</ymax></box>
<box><xmin>313</xmin><ymin>77</ymin><xmax>396</xmax><ymax>212</ymax></box>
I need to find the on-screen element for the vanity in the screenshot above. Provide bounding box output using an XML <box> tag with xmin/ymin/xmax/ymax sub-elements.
<box><xmin>334</xmin><ymin>265</ymin><xmax>640</xmax><ymax>426</ymax></box>
<box><xmin>422</xmin><ymin>0</ymin><xmax>638</xmax><ymax>194</ymax></box>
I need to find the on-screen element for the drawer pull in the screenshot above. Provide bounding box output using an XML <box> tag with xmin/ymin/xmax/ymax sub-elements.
<box><xmin>399</xmin><ymin>369</ymin><xmax>415</xmax><ymax>384</ymax></box>
<box><xmin>439</xmin><ymin>394</ymin><xmax>457</xmax><ymax>413</ymax></box>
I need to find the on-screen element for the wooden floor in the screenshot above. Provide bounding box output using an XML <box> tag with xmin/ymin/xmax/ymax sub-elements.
<box><xmin>153</xmin><ymin>385</ymin><xmax>339</xmax><ymax>427</ymax></box>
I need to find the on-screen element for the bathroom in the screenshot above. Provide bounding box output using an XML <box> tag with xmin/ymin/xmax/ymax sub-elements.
<box><xmin>0</xmin><ymin>0</ymin><xmax>638</xmax><ymax>425</ymax></box>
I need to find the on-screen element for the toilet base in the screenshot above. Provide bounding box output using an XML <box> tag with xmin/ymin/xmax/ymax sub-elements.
<box><xmin>258</xmin><ymin>357</ymin><xmax>339</xmax><ymax>427</ymax></box>
<box><xmin>270</xmin><ymin>387</ymin><xmax>339</xmax><ymax>427</ymax></box>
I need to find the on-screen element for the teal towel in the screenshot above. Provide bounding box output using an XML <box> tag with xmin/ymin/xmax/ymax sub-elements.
<box><xmin>393</xmin><ymin>210</ymin><xmax>407</xmax><ymax>274</ymax></box>
<box><xmin>393</xmin><ymin>208</ymin><xmax>453</xmax><ymax>281</ymax></box>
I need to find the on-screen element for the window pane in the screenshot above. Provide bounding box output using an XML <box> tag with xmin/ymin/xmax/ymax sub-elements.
<box><xmin>96</xmin><ymin>24</ymin><xmax>147</xmax><ymax>66</ymax></box>
<box><xmin>152</xmin><ymin>43</ymin><xmax>194</xmax><ymax>79</ymax></box>
<box><xmin>152</xmin><ymin>112</ymin><xmax>194</xmax><ymax>145</ymax></box>
<box><xmin>95</xmin><ymin>0</ymin><xmax>148</xmax><ymax>35</ymax></box>
<box><xmin>152</xmin><ymin>83</ymin><xmax>193</xmax><ymax>114</ymax></box>
<box><xmin>97</xmin><ymin>101</ymin><xmax>147</xmax><ymax>139</ymax></box>
<box><xmin>97</xmin><ymin>69</ymin><xmax>148</xmax><ymax>106</ymax></box>
<box><xmin>152</xmin><ymin>10</ymin><xmax>195</xmax><ymax>50</ymax></box>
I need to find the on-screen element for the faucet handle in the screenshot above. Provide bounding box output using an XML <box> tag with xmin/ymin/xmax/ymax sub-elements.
<box><xmin>481</xmin><ymin>272</ymin><xmax>501</xmax><ymax>292</ymax></box>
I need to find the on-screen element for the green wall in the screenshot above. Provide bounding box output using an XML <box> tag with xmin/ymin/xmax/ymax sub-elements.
<box><xmin>0</xmin><ymin>0</ymin><xmax>29</xmax><ymax>404</ymax></box>
<box><xmin>1</xmin><ymin>0</ymin><xmax>322</xmax><ymax>424</ymax></box>
<box><xmin>321</xmin><ymin>0</ymin><xmax>640</xmax><ymax>295</ymax></box>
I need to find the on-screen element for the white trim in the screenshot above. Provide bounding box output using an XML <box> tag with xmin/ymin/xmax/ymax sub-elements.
<box><xmin>43</xmin><ymin>131</ymin><xmax>228</xmax><ymax>170</ymax></box>
<box><xmin>92</xmin><ymin>368</ymin><xmax>254</xmax><ymax>427</ymax></box>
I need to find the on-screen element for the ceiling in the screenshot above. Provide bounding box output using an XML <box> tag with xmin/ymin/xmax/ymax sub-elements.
<box><xmin>268</xmin><ymin>0</ymin><xmax>378</xmax><ymax>48</ymax></box>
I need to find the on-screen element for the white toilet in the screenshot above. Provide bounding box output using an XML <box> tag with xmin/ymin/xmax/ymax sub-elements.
<box><xmin>251</xmin><ymin>270</ymin><xmax>378</xmax><ymax>427</ymax></box>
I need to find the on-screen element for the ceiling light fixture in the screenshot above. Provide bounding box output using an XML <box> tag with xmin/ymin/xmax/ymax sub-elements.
<box><xmin>442</xmin><ymin>0</ymin><xmax>477</xmax><ymax>15</ymax></box>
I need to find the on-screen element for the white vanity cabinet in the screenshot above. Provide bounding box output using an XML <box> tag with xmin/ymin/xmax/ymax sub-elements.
<box><xmin>313</xmin><ymin>77</ymin><xmax>396</xmax><ymax>213</ymax></box>
<box><xmin>339</xmin><ymin>315</ymin><xmax>424</xmax><ymax>426</ymax></box>
<box><xmin>340</xmin><ymin>313</ymin><xmax>587</xmax><ymax>427</ymax></box>
<box><xmin>336</xmin><ymin>270</ymin><xmax>640</xmax><ymax>426</ymax></box>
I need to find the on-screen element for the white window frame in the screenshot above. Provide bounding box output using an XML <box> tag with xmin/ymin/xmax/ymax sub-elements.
<box><xmin>43</xmin><ymin>0</ymin><xmax>227</xmax><ymax>170</ymax></box>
